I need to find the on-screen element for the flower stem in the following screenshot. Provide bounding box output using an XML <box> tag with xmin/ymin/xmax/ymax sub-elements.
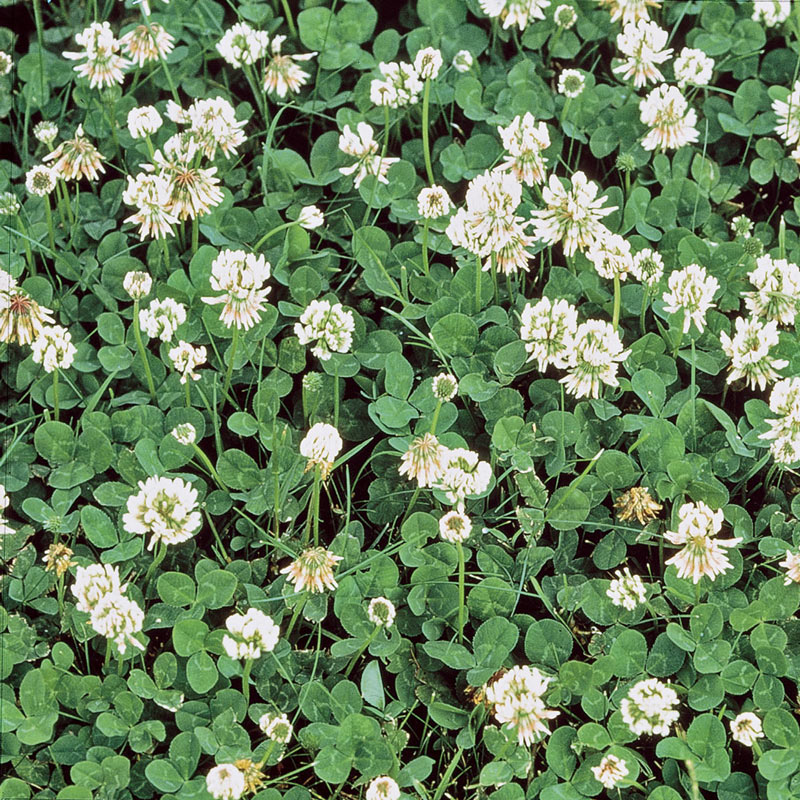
<box><xmin>222</xmin><ymin>327</ymin><xmax>240</xmax><ymax>403</ymax></box>
<box><xmin>144</xmin><ymin>540</ymin><xmax>167</xmax><ymax>587</ymax></box>
<box><xmin>690</xmin><ymin>338</ymin><xmax>697</xmax><ymax>451</ymax></box>
<box><xmin>310</xmin><ymin>467</ymin><xmax>322</xmax><ymax>547</ymax></box>
<box><xmin>421</xmin><ymin>78</ymin><xmax>435</xmax><ymax>184</ymax></box>
<box><xmin>343</xmin><ymin>626</ymin><xmax>380</xmax><ymax>678</ymax></box>
<box><xmin>421</xmin><ymin>218</ymin><xmax>430</xmax><ymax>274</ymax></box>
<box><xmin>191</xmin><ymin>217</ymin><xmax>199</xmax><ymax>255</ymax></box>
<box><xmin>192</xmin><ymin>444</ymin><xmax>229</xmax><ymax>491</ymax></box>
<box><xmin>242</xmin><ymin>657</ymin><xmax>254</xmax><ymax>705</ymax></box>
<box><xmin>639</xmin><ymin>286</ymin><xmax>649</xmax><ymax>334</ymax></box>
<box><xmin>44</xmin><ymin>194</ymin><xmax>56</xmax><ymax>255</ymax></box>
<box><xmin>456</xmin><ymin>541</ymin><xmax>466</xmax><ymax>643</ymax></box>
<box><xmin>132</xmin><ymin>300</ymin><xmax>157</xmax><ymax>400</ymax></box>
<box><xmin>160</xmin><ymin>238</ymin><xmax>170</xmax><ymax>276</ymax></box>
<box><xmin>16</xmin><ymin>218</ymin><xmax>36</xmax><ymax>275</ymax></box>
<box><xmin>283</xmin><ymin>594</ymin><xmax>306</xmax><ymax>641</ymax></box>
<box><xmin>333</xmin><ymin>361</ymin><xmax>340</xmax><ymax>429</ymax></box>
<box><xmin>474</xmin><ymin>254</ymin><xmax>482</xmax><ymax>314</ymax></box>
<box><xmin>612</xmin><ymin>274</ymin><xmax>621</xmax><ymax>333</ymax></box>
<box><xmin>184</xmin><ymin>380</ymin><xmax>191</xmax><ymax>408</ymax></box>
<box><xmin>280</xmin><ymin>0</ymin><xmax>297</xmax><ymax>37</ymax></box>
<box><xmin>140</xmin><ymin>5</ymin><xmax>181</xmax><ymax>105</ymax></box>
<box><xmin>253</xmin><ymin>220</ymin><xmax>298</xmax><ymax>250</ymax></box>
<box><xmin>52</xmin><ymin>369</ymin><xmax>60</xmax><ymax>421</ymax></box>
<box><xmin>243</xmin><ymin>63</ymin><xmax>268</xmax><ymax>125</ymax></box>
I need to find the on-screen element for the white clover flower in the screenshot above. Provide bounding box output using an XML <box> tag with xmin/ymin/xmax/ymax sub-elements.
<box><xmin>519</xmin><ymin>296</ymin><xmax>578</xmax><ymax>372</ymax></box>
<box><xmin>0</xmin><ymin>285</ymin><xmax>55</xmax><ymax>345</ymax></box>
<box><xmin>123</xmin><ymin>172</ymin><xmax>178</xmax><ymax>240</ymax></box>
<box><xmin>614</xmin><ymin>486</ymin><xmax>663</xmax><ymax>524</ymax></box>
<box><xmin>414</xmin><ymin>47</ymin><xmax>443</xmax><ymax>80</ymax></box>
<box><xmin>554</xmin><ymin>4</ymin><xmax>578</xmax><ymax>27</ymax></box>
<box><xmin>171</xmin><ymin>423</ymin><xmax>196</xmax><ymax>445</ymax></box>
<box><xmin>759</xmin><ymin>377</ymin><xmax>800</xmax><ymax>464</ymax></box>
<box><xmin>720</xmin><ymin>315</ymin><xmax>788</xmax><ymax>391</ymax></box>
<box><xmin>71</xmin><ymin>564</ymin><xmax>126</xmax><ymax>613</ymax></box>
<box><xmin>497</xmin><ymin>112</ymin><xmax>550</xmax><ymax>186</ymax></box>
<box><xmin>202</xmin><ymin>249</ymin><xmax>272</xmax><ymax>330</ymax></box>
<box><xmin>281</xmin><ymin>547</ymin><xmax>342</xmax><ymax>594</ymax></box>
<box><xmin>34</xmin><ymin>121</ymin><xmax>59</xmax><ymax>145</ymax></box>
<box><xmin>613</xmin><ymin>20</ymin><xmax>672</xmax><ymax>88</ymax></box>
<box><xmin>661</xmin><ymin>263</ymin><xmax>718</xmax><ymax>334</ymax></box>
<box><xmin>43</xmin><ymin>542</ymin><xmax>75</xmax><ymax>575</ymax></box>
<box><xmin>294</xmin><ymin>299</ymin><xmax>354</xmax><ymax>361</ymax></box>
<box><xmin>592</xmin><ymin>754</ymin><xmax>629</xmax><ymax>789</ymax></box>
<box><xmin>366</xmin><ymin>776</ymin><xmax>401</xmax><ymax>800</ymax></box>
<box><xmin>399</xmin><ymin>433</ymin><xmax>446</xmax><ymax>488</ymax></box>
<box><xmin>432</xmin><ymin>373</ymin><xmax>458</xmax><ymax>402</ymax></box>
<box><xmin>558</xmin><ymin>69</ymin><xmax>585</xmax><ymax>97</ymax></box>
<box><xmin>297</xmin><ymin>205</ymin><xmax>324</xmax><ymax>230</ymax></box>
<box><xmin>89</xmin><ymin>592</ymin><xmax>145</xmax><ymax>655</ymax></box>
<box><xmin>630</xmin><ymin>248</ymin><xmax>665</xmax><ymax>286</ymax></box>
<box><xmin>753</xmin><ymin>0</ymin><xmax>791</xmax><ymax>27</ymax></box>
<box><xmin>168</xmin><ymin>340</ymin><xmax>207</xmax><ymax>384</ymax></box>
<box><xmin>338</xmin><ymin>122</ymin><xmax>399</xmax><ymax>188</ymax></box>
<box><xmin>299</xmin><ymin>422</ymin><xmax>343</xmax><ymax>479</ymax></box>
<box><xmin>206</xmin><ymin>764</ymin><xmax>246</xmax><ymax>800</ymax></box>
<box><xmin>434</xmin><ymin>447</ymin><xmax>492</xmax><ymax>507</ymax></box>
<box><xmin>530</xmin><ymin>171</ymin><xmax>616</xmax><ymax>257</ymax></box>
<box><xmin>730</xmin><ymin>712</ymin><xmax>764</xmax><ymax>746</ymax></box>
<box><xmin>122</xmin><ymin>476</ymin><xmax>202</xmax><ymax>551</ymax></box>
<box><xmin>417</xmin><ymin>185</ymin><xmax>454</xmax><ymax>219</ymax></box>
<box><xmin>620</xmin><ymin>678</ymin><xmax>679</xmax><ymax>736</ymax></box>
<box><xmin>745</xmin><ymin>254</ymin><xmax>800</xmax><ymax>326</ymax></box>
<box><xmin>63</xmin><ymin>22</ymin><xmax>130</xmax><ymax>89</ymax></box>
<box><xmin>259</xmin><ymin>712</ymin><xmax>293</xmax><ymax>743</ymax></box>
<box><xmin>0</xmin><ymin>191</ymin><xmax>20</xmax><ymax>216</ymax></box>
<box><xmin>31</xmin><ymin>325</ymin><xmax>77</xmax><ymax>372</ymax></box>
<box><xmin>664</xmin><ymin>500</ymin><xmax>742</xmax><ymax>584</ymax></box>
<box><xmin>480</xmin><ymin>0</ymin><xmax>552</xmax><ymax>30</ymax></box>
<box><xmin>485</xmin><ymin>665</ymin><xmax>559</xmax><ymax>745</ymax></box>
<box><xmin>222</xmin><ymin>608</ymin><xmax>280</xmax><ymax>660</ymax></box>
<box><xmin>640</xmin><ymin>84</ymin><xmax>699</xmax><ymax>151</ymax></box>
<box><xmin>181</xmin><ymin>96</ymin><xmax>246</xmax><ymax>160</ymax></box>
<box><xmin>370</xmin><ymin>60</ymin><xmax>423</xmax><ymax>107</ymax></box>
<box><xmin>731</xmin><ymin>215</ymin><xmax>754</xmax><ymax>239</ymax></box>
<box><xmin>560</xmin><ymin>320</ymin><xmax>631</xmax><ymax>400</ymax></box>
<box><xmin>367</xmin><ymin>597</ymin><xmax>396</xmax><ymax>627</ymax></box>
<box><xmin>25</xmin><ymin>165</ymin><xmax>57</xmax><ymax>196</ymax></box>
<box><xmin>216</xmin><ymin>22</ymin><xmax>270</xmax><ymax>67</ymax></box>
<box><xmin>673</xmin><ymin>47</ymin><xmax>714</xmax><ymax>88</ymax></box>
<box><xmin>596</xmin><ymin>0</ymin><xmax>662</xmax><ymax>25</ymax></box>
<box><xmin>439</xmin><ymin>510</ymin><xmax>472</xmax><ymax>543</ymax></box>
<box><xmin>0</xmin><ymin>484</ymin><xmax>12</xmax><ymax>536</ymax></box>
<box><xmin>779</xmin><ymin>549</ymin><xmax>800</xmax><ymax>585</ymax></box>
<box><xmin>587</xmin><ymin>231</ymin><xmax>633</xmax><ymax>280</ymax></box>
<box><xmin>452</xmin><ymin>50</ymin><xmax>474</xmax><ymax>72</ymax></box>
<box><xmin>123</xmin><ymin>271</ymin><xmax>152</xmax><ymax>300</ymax></box>
<box><xmin>119</xmin><ymin>22</ymin><xmax>174</xmax><ymax>67</ymax></box>
<box><xmin>127</xmin><ymin>106</ymin><xmax>163</xmax><ymax>139</ymax></box>
<box><xmin>42</xmin><ymin>124</ymin><xmax>106</xmax><ymax>183</ymax></box>
<box><xmin>263</xmin><ymin>35</ymin><xmax>316</xmax><ymax>98</ymax></box>
<box><xmin>139</xmin><ymin>297</ymin><xmax>186</xmax><ymax>341</ymax></box>
<box><xmin>606</xmin><ymin>567</ymin><xmax>647</xmax><ymax>610</ymax></box>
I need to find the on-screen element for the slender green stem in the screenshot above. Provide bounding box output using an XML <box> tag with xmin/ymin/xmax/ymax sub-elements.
<box><xmin>205</xmin><ymin>512</ymin><xmax>231</xmax><ymax>563</ymax></box>
<box><xmin>52</xmin><ymin>369</ymin><xmax>60</xmax><ymax>421</ymax></box>
<box><xmin>333</xmin><ymin>362</ymin><xmax>340</xmax><ymax>429</ymax></box>
<box><xmin>242</xmin><ymin>657</ymin><xmax>254</xmax><ymax>705</ymax></box>
<box><xmin>421</xmin><ymin>218</ymin><xmax>430</xmax><ymax>274</ymax></box>
<box><xmin>273</xmin><ymin>425</ymin><xmax>281</xmax><ymax>541</ymax></box>
<box><xmin>243</xmin><ymin>63</ymin><xmax>268</xmax><ymax>125</ymax></box>
<box><xmin>140</xmin><ymin>6</ymin><xmax>181</xmax><ymax>104</ymax></box>
<box><xmin>32</xmin><ymin>0</ymin><xmax>46</xmax><ymax>102</ymax></box>
<box><xmin>474</xmin><ymin>254</ymin><xmax>482</xmax><ymax>314</ymax></box>
<box><xmin>58</xmin><ymin>181</ymin><xmax>75</xmax><ymax>227</ymax></box>
<box><xmin>283</xmin><ymin>595</ymin><xmax>306</xmax><ymax>641</ymax></box>
<box><xmin>144</xmin><ymin>134</ymin><xmax>155</xmax><ymax>160</ymax></box>
<box><xmin>144</xmin><ymin>540</ymin><xmax>167</xmax><ymax>586</ymax></box>
<box><xmin>430</xmin><ymin>400</ymin><xmax>442</xmax><ymax>435</ymax></box>
<box><xmin>343</xmin><ymin>626</ymin><xmax>381</xmax><ymax>678</ymax></box>
<box><xmin>612</xmin><ymin>274</ymin><xmax>621</xmax><ymax>333</ymax></box>
<box><xmin>361</xmin><ymin>104</ymin><xmax>391</xmax><ymax>227</ymax></box>
<box><xmin>160</xmin><ymin>238</ymin><xmax>170</xmax><ymax>276</ymax></box>
<box><xmin>44</xmin><ymin>195</ymin><xmax>56</xmax><ymax>255</ymax></box>
<box><xmin>192</xmin><ymin>444</ymin><xmax>229</xmax><ymax>490</ymax></box>
<box><xmin>639</xmin><ymin>286</ymin><xmax>649</xmax><ymax>334</ymax></box>
<box><xmin>184</xmin><ymin>380</ymin><xmax>191</xmax><ymax>408</ymax></box>
<box><xmin>222</xmin><ymin>327</ymin><xmax>240</xmax><ymax>402</ymax></box>
<box><xmin>253</xmin><ymin>220</ymin><xmax>298</xmax><ymax>250</ymax></box>
<box><xmin>456</xmin><ymin>541</ymin><xmax>466</xmax><ymax>644</ymax></box>
<box><xmin>308</xmin><ymin>466</ymin><xmax>322</xmax><ymax>547</ymax></box>
<box><xmin>421</xmin><ymin>78</ymin><xmax>434</xmax><ymax>184</ymax></box>
<box><xmin>490</xmin><ymin>254</ymin><xmax>499</xmax><ymax>306</ymax></box>
<box><xmin>132</xmin><ymin>300</ymin><xmax>157</xmax><ymax>400</ymax></box>
<box><xmin>17</xmin><ymin>219</ymin><xmax>36</xmax><ymax>275</ymax></box>
<box><xmin>280</xmin><ymin>0</ymin><xmax>298</xmax><ymax>37</ymax></box>
<box><xmin>690</xmin><ymin>338</ymin><xmax>697</xmax><ymax>451</ymax></box>
<box><xmin>191</xmin><ymin>217</ymin><xmax>199</xmax><ymax>255</ymax></box>
<box><xmin>256</xmin><ymin>741</ymin><xmax>277</xmax><ymax>770</ymax></box>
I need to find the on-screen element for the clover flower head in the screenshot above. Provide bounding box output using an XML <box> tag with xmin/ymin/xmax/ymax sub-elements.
<box><xmin>730</xmin><ymin>712</ymin><xmax>764</xmax><ymax>746</ymax></box>
<box><xmin>480</xmin><ymin>0</ymin><xmax>552</xmax><ymax>30</ymax></box>
<box><xmin>452</xmin><ymin>50</ymin><xmax>474</xmax><ymax>72</ymax></box>
<box><xmin>614</xmin><ymin>486</ymin><xmax>662</xmax><ymax>524</ymax></box>
<box><xmin>71</xmin><ymin>563</ymin><xmax>126</xmax><ymax>613</ymax></box>
<box><xmin>661</xmin><ymin>263</ymin><xmax>718</xmax><ymax>333</ymax></box>
<box><xmin>168</xmin><ymin>340</ymin><xmax>207</xmax><ymax>383</ymax></box>
<box><xmin>432</xmin><ymin>373</ymin><xmax>458</xmax><ymax>401</ymax></box>
<box><xmin>259</xmin><ymin>712</ymin><xmax>293</xmax><ymax>743</ymax></box>
<box><xmin>439</xmin><ymin>510</ymin><xmax>472</xmax><ymax>543</ymax></box>
<box><xmin>592</xmin><ymin>754</ymin><xmax>629</xmax><ymax>789</ymax></box>
<box><xmin>366</xmin><ymin>776</ymin><xmax>401</xmax><ymax>800</ymax></box>
<box><xmin>206</xmin><ymin>764</ymin><xmax>246</xmax><ymax>800</ymax></box>
<box><xmin>297</xmin><ymin>205</ymin><xmax>324</xmax><ymax>230</ymax></box>
<box><xmin>414</xmin><ymin>47</ymin><xmax>443</xmax><ymax>80</ymax></box>
<box><xmin>558</xmin><ymin>68</ymin><xmax>585</xmax><ymax>97</ymax></box>
<box><xmin>587</xmin><ymin>231</ymin><xmax>633</xmax><ymax>280</ymax></box>
<box><xmin>620</xmin><ymin>678</ymin><xmax>679</xmax><ymax>736</ymax></box>
<box><xmin>370</xmin><ymin>60</ymin><xmax>423</xmax><ymax>107</ymax></box>
<box><xmin>753</xmin><ymin>0</ymin><xmax>791</xmax><ymax>27</ymax></box>
<box><xmin>280</xmin><ymin>547</ymin><xmax>343</xmax><ymax>594</ymax></box>
<box><xmin>745</xmin><ymin>253</ymin><xmax>800</xmax><ymax>326</ymax></box>
<box><xmin>26</xmin><ymin>165</ymin><xmax>57</xmax><ymax>196</ymax></box>
<box><xmin>367</xmin><ymin>597</ymin><xmax>396</xmax><ymax>627</ymax></box>
<box><xmin>720</xmin><ymin>315</ymin><xmax>788</xmax><ymax>391</ymax></box>
<box><xmin>263</xmin><ymin>35</ymin><xmax>316</xmax><ymax>98</ymax></box>
<box><xmin>171</xmin><ymin>423</ymin><xmax>197</xmax><ymax>445</ymax></box>
<box><xmin>63</xmin><ymin>22</ymin><xmax>130</xmax><ymax>89</ymax></box>
<box><xmin>338</xmin><ymin>122</ymin><xmax>399</xmax><ymax>188</ymax></box>
<box><xmin>139</xmin><ymin>297</ymin><xmax>186</xmax><ymax>341</ymax></box>
<box><xmin>673</xmin><ymin>47</ymin><xmax>714</xmax><ymax>88</ymax></box>
<box><xmin>497</xmin><ymin>112</ymin><xmax>550</xmax><ymax>186</ymax></box>
<box><xmin>202</xmin><ymin>249</ymin><xmax>272</xmax><ymax>330</ymax></box>
<box><xmin>399</xmin><ymin>433</ymin><xmax>446</xmax><ymax>488</ymax></box>
<box><xmin>128</xmin><ymin>105</ymin><xmax>163</xmax><ymax>139</ymax></box>
<box><xmin>0</xmin><ymin>285</ymin><xmax>55</xmax><ymax>345</ymax></box>
<box><xmin>216</xmin><ymin>22</ymin><xmax>270</xmax><ymax>67</ymax></box>
<box><xmin>560</xmin><ymin>319</ymin><xmax>630</xmax><ymax>399</ymax></box>
<box><xmin>613</xmin><ymin>20</ymin><xmax>672</xmax><ymax>88</ymax></box>
<box><xmin>554</xmin><ymin>5</ymin><xmax>578</xmax><ymax>28</ymax></box>
<box><xmin>123</xmin><ymin>172</ymin><xmax>178</xmax><ymax>240</ymax></box>
<box><xmin>596</xmin><ymin>0</ymin><xmax>662</xmax><ymax>26</ymax></box>
<box><xmin>519</xmin><ymin>296</ymin><xmax>578</xmax><ymax>372</ymax></box>
<box><xmin>120</xmin><ymin>22</ymin><xmax>175</xmax><ymax>67</ymax></box>
<box><xmin>294</xmin><ymin>299</ymin><xmax>354</xmax><ymax>360</ymax></box>
<box><xmin>434</xmin><ymin>447</ymin><xmax>492</xmax><ymax>507</ymax></box>
<box><xmin>90</xmin><ymin>592</ymin><xmax>145</xmax><ymax>655</ymax></box>
<box><xmin>31</xmin><ymin>324</ymin><xmax>77</xmax><ymax>372</ymax></box>
<box><xmin>606</xmin><ymin>567</ymin><xmax>647</xmax><ymax>610</ymax></box>
<box><xmin>43</xmin><ymin>124</ymin><xmax>105</xmax><ymax>182</ymax></box>
<box><xmin>34</xmin><ymin>121</ymin><xmax>59</xmax><ymax>145</ymax></box>
<box><xmin>222</xmin><ymin>608</ymin><xmax>280</xmax><ymax>660</ymax></box>
<box><xmin>640</xmin><ymin>84</ymin><xmax>699</xmax><ymax>151</ymax></box>
<box><xmin>780</xmin><ymin>549</ymin><xmax>800</xmax><ymax>585</ymax></box>
<box><xmin>760</xmin><ymin>377</ymin><xmax>800</xmax><ymax>464</ymax></box>
<box><xmin>630</xmin><ymin>248</ymin><xmax>665</xmax><ymax>286</ymax></box>
<box><xmin>418</xmin><ymin>185</ymin><xmax>454</xmax><ymax>218</ymax></box>
<box><xmin>0</xmin><ymin>191</ymin><xmax>20</xmax><ymax>216</ymax></box>
<box><xmin>299</xmin><ymin>422</ymin><xmax>343</xmax><ymax>479</ymax></box>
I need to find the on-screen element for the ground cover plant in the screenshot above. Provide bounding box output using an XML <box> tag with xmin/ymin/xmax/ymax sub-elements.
<box><xmin>4</xmin><ymin>0</ymin><xmax>800</xmax><ymax>798</ymax></box>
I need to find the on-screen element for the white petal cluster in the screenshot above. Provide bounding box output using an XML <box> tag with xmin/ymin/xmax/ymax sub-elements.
<box><xmin>530</xmin><ymin>171</ymin><xmax>616</xmax><ymax>257</ymax></box>
<box><xmin>479</xmin><ymin>0</ymin><xmax>552</xmax><ymax>30</ymax></box>
<box><xmin>122</xmin><ymin>476</ymin><xmax>202</xmax><ymax>551</ymax></box>
<box><xmin>399</xmin><ymin>433</ymin><xmax>446</xmax><ymax>488</ymax></box>
<box><xmin>596</xmin><ymin>0</ymin><xmax>662</xmax><ymax>26</ymax></box>
<box><xmin>366</xmin><ymin>776</ymin><xmax>401</xmax><ymax>800</ymax></box>
<box><xmin>299</xmin><ymin>422</ymin><xmax>343</xmax><ymax>477</ymax></box>
<box><xmin>485</xmin><ymin>665</ymin><xmax>560</xmax><ymax>745</ymax></box>
<box><xmin>730</xmin><ymin>712</ymin><xmax>764</xmax><ymax>746</ymax></box>
<box><xmin>34</xmin><ymin>121</ymin><xmax>59</xmax><ymax>145</ymax></box>
<box><xmin>119</xmin><ymin>21</ymin><xmax>174</xmax><ymax>67</ymax></box>
<box><xmin>745</xmin><ymin>254</ymin><xmax>800</xmax><ymax>326</ymax></box>
<box><xmin>630</xmin><ymin>248</ymin><xmax>664</xmax><ymax>286</ymax></box>
<box><xmin>216</xmin><ymin>22</ymin><xmax>270</xmax><ymax>67</ymax></box>
<box><xmin>720</xmin><ymin>316</ymin><xmax>788</xmax><ymax>391</ymax></box>
<box><xmin>587</xmin><ymin>231</ymin><xmax>633</xmax><ymax>280</ymax></box>
<box><xmin>63</xmin><ymin>21</ymin><xmax>130</xmax><ymax>89</ymax></box>
<box><xmin>434</xmin><ymin>447</ymin><xmax>492</xmax><ymax>508</ymax></box>
<box><xmin>367</xmin><ymin>597</ymin><xmax>397</xmax><ymax>627</ymax></box>
<box><xmin>760</xmin><ymin>377</ymin><xmax>800</xmax><ymax>464</ymax></box>
<box><xmin>620</xmin><ymin>678</ymin><xmax>679</xmax><ymax>736</ymax></box>
<box><xmin>673</xmin><ymin>47</ymin><xmax>714</xmax><ymax>88</ymax></box>
<box><xmin>591</xmin><ymin>754</ymin><xmax>629</xmax><ymax>789</ymax></box>
<box><xmin>558</xmin><ymin>69</ymin><xmax>585</xmax><ymax>97</ymax></box>
<box><xmin>281</xmin><ymin>547</ymin><xmax>342</xmax><ymax>593</ymax></box>
<box><xmin>263</xmin><ymin>35</ymin><xmax>316</xmax><ymax>98</ymax></box>
<box><xmin>139</xmin><ymin>297</ymin><xmax>186</xmax><ymax>341</ymax></box>
<box><xmin>612</xmin><ymin>20</ymin><xmax>672</xmax><ymax>88</ymax></box>
<box><xmin>439</xmin><ymin>510</ymin><xmax>472</xmax><ymax>543</ymax></box>
<box><xmin>171</xmin><ymin>423</ymin><xmax>197</xmax><ymax>445</ymax></box>
<box><xmin>446</xmin><ymin>169</ymin><xmax>534</xmax><ymax>274</ymax></box>
<box><xmin>338</xmin><ymin>122</ymin><xmax>399</xmax><ymax>188</ymax></box>
<box><xmin>519</xmin><ymin>296</ymin><xmax>578</xmax><ymax>372</ymax></box>
<box><xmin>222</xmin><ymin>608</ymin><xmax>280</xmax><ymax>660</ymax></box>
<box><xmin>417</xmin><ymin>185</ymin><xmax>454</xmax><ymax>219</ymax></box>
<box><xmin>123</xmin><ymin>271</ymin><xmax>152</xmax><ymax>300</ymax></box>
<box><xmin>370</xmin><ymin>60</ymin><xmax>424</xmax><ymax>107</ymax></box>
<box><xmin>560</xmin><ymin>320</ymin><xmax>631</xmax><ymax>400</ymax></box>
<box><xmin>780</xmin><ymin>549</ymin><xmax>800</xmax><ymax>585</ymax></box>
<box><xmin>25</xmin><ymin>165</ymin><xmax>57</xmax><ymax>196</ymax></box>
<box><xmin>606</xmin><ymin>567</ymin><xmax>647</xmax><ymax>610</ymax></box>
<box><xmin>31</xmin><ymin>324</ymin><xmax>77</xmax><ymax>372</ymax></box>
<box><xmin>123</xmin><ymin>172</ymin><xmax>178</xmax><ymax>240</ymax></box>
<box><xmin>298</xmin><ymin>205</ymin><xmax>324</xmax><ymax>230</ymax></box>
<box><xmin>127</xmin><ymin>106</ymin><xmax>163</xmax><ymax>139</ymax></box>
<box><xmin>452</xmin><ymin>50</ymin><xmax>474</xmax><ymax>73</ymax></box>
<box><xmin>169</xmin><ymin>340</ymin><xmax>207</xmax><ymax>383</ymax></box>
<box><xmin>554</xmin><ymin>4</ymin><xmax>578</xmax><ymax>28</ymax></box>
<box><xmin>414</xmin><ymin>47</ymin><xmax>443</xmax><ymax>80</ymax></box>
<box><xmin>294</xmin><ymin>299</ymin><xmax>354</xmax><ymax>360</ymax></box>
<box><xmin>202</xmin><ymin>249</ymin><xmax>272</xmax><ymax>330</ymax></box>
<box><xmin>753</xmin><ymin>0</ymin><xmax>791</xmax><ymax>27</ymax></box>
<box><xmin>206</xmin><ymin>764</ymin><xmax>246</xmax><ymax>800</ymax></box>
<box><xmin>432</xmin><ymin>372</ymin><xmax>458</xmax><ymax>402</ymax></box>
<box><xmin>259</xmin><ymin>712</ymin><xmax>293</xmax><ymax>743</ymax></box>
<box><xmin>178</xmin><ymin>96</ymin><xmax>247</xmax><ymax>160</ymax></box>
<box><xmin>661</xmin><ymin>263</ymin><xmax>718</xmax><ymax>334</ymax></box>
<box><xmin>664</xmin><ymin>500</ymin><xmax>742</xmax><ymax>583</ymax></box>
<box><xmin>640</xmin><ymin>84</ymin><xmax>699</xmax><ymax>151</ymax></box>
<box><xmin>497</xmin><ymin>113</ymin><xmax>550</xmax><ymax>186</ymax></box>
<box><xmin>0</xmin><ymin>484</ymin><xmax>14</xmax><ymax>535</ymax></box>
<box><xmin>71</xmin><ymin>564</ymin><xmax>144</xmax><ymax>654</ymax></box>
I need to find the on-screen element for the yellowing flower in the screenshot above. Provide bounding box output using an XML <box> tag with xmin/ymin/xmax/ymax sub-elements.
<box><xmin>43</xmin><ymin>542</ymin><xmax>75</xmax><ymax>576</ymax></box>
<box><xmin>281</xmin><ymin>547</ymin><xmax>342</xmax><ymax>594</ymax></box>
<box><xmin>613</xmin><ymin>486</ymin><xmax>662</xmax><ymax>524</ymax></box>
<box><xmin>262</xmin><ymin>35</ymin><xmax>316</xmax><ymax>97</ymax></box>
<box><xmin>592</xmin><ymin>754</ymin><xmax>629</xmax><ymax>789</ymax></box>
<box><xmin>0</xmin><ymin>285</ymin><xmax>55</xmax><ymax>345</ymax></box>
<box><xmin>43</xmin><ymin>124</ymin><xmax>105</xmax><ymax>182</ymax></box>
<box><xmin>639</xmin><ymin>84</ymin><xmax>699</xmax><ymax>151</ymax></box>
<box><xmin>398</xmin><ymin>433</ymin><xmax>446</xmax><ymax>488</ymax></box>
